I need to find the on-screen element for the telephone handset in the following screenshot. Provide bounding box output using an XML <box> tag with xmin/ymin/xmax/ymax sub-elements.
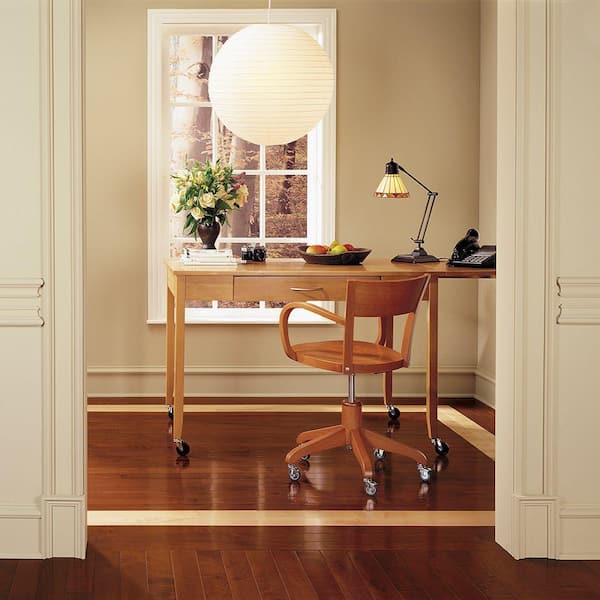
<box><xmin>448</xmin><ymin>228</ymin><xmax>496</xmax><ymax>268</ymax></box>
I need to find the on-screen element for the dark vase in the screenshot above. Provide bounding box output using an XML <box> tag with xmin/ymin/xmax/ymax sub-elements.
<box><xmin>197</xmin><ymin>221</ymin><xmax>220</xmax><ymax>249</ymax></box>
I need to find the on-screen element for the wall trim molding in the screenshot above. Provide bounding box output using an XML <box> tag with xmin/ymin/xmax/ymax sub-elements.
<box><xmin>0</xmin><ymin>504</ymin><xmax>41</xmax><ymax>519</ymax></box>
<box><xmin>513</xmin><ymin>495</ymin><xmax>559</xmax><ymax>559</ymax></box>
<box><xmin>558</xmin><ymin>504</ymin><xmax>600</xmax><ymax>559</ymax></box>
<box><xmin>41</xmin><ymin>496</ymin><xmax>86</xmax><ymax>559</ymax></box>
<box><xmin>0</xmin><ymin>278</ymin><xmax>44</xmax><ymax>326</ymax></box>
<box><xmin>557</xmin><ymin>277</ymin><xmax>600</xmax><ymax>324</ymax></box>
<box><xmin>86</xmin><ymin>364</ymin><xmax>479</xmax><ymax>398</ymax></box>
<box><xmin>87</xmin><ymin>364</ymin><xmax>478</xmax><ymax>376</ymax></box>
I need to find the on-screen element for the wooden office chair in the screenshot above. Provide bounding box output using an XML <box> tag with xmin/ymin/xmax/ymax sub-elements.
<box><xmin>279</xmin><ymin>275</ymin><xmax>433</xmax><ymax>496</ymax></box>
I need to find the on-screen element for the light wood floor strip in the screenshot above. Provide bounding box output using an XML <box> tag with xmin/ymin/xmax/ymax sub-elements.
<box><xmin>87</xmin><ymin>510</ymin><xmax>495</xmax><ymax>527</ymax></box>
<box><xmin>438</xmin><ymin>406</ymin><xmax>496</xmax><ymax>460</ymax></box>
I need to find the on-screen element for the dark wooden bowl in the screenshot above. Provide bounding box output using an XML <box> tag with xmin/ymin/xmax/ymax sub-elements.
<box><xmin>297</xmin><ymin>245</ymin><xmax>372</xmax><ymax>265</ymax></box>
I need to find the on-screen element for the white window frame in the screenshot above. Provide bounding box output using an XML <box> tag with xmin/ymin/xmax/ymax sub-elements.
<box><xmin>147</xmin><ymin>9</ymin><xmax>337</xmax><ymax>324</ymax></box>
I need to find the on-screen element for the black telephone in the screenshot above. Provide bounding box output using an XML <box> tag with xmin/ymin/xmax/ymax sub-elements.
<box><xmin>448</xmin><ymin>228</ymin><xmax>496</xmax><ymax>268</ymax></box>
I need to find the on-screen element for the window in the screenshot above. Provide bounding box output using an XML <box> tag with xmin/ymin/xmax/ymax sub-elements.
<box><xmin>148</xmin><ymin>9</ymin><xmax>336</xmax><ymax>323</ymax></box>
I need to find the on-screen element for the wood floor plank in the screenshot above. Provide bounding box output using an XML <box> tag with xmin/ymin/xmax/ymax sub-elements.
<box><xmin>146</xmin><ymin>550</ymin><xmax>176</xmax><ymax>600</ymax></box>
<box><xmin>8</xmin><ymin>560</ymin><xmax>42</xmax><ymax>600</ymax></box>
<box><xmin>429</xmin><ymin>550</ymin><xmax>488</xmax><ymax>598</ymax></box>
<box><xmin>272</xmin><ymin>550</ymin><xmax>319</xmax><ymax>600</ymax></box>
<box><xmin>451</xmin><ymin>549</ymin><xmax>517</xmax><ymax>599</ymax></box>
<box><xmin>245</xmin><ymin>551</ymin><xmax>289</xmax><ymax>600</ymax></box>
<box><xmin>195</xmin><ymin>551</ymin><xmax>233</xmax><ymax>600</ymax></box>
<box><xmin>348</xmin><ymin>551</ymin><xmax>404</xmax><ymax>599</ymax></box>
<box><xmin>221</xmin><ymin>551</ymin><xmax>260</xmax><ymax>600</ymax></box>
<box><xmin>65</xmin><ymin>548</ymin><xmax>96</xmax><ymax>595</ymax></box>
<box><xmin>296</xmin><ymin>551</ymin><xmax>345</xmax><ymax>599</ymax></box>
<box><xmin>35</xmin><ymin>558</ymin><xmax>70</xmax><ymax>600</ymax></box>
<box><xmin>119</xmin><ymin>550</ymin><xmax>148</xmax><ymax>600</ymax></box>
<box><xmin>397</xmin><ymin>550</ymin><xmax>460</xmax><ymax>599</ymax></box>
<box><xmin>322</xmin><ymin>550</ymin><xmax>375</xmax><ymax>600</ymax></box>
<box><xmin>0</xmin><ymin>560</ymin><xmax>17</xmax><ymax>599</ymax></box>
<box><xmin>92</xmin><ymin>549</ymin><xmax>120</xmax><ymax>599</ymax></box>
<box><xmin>171</xmin><ymin>550</ymin><xmax>204</xmax><ymax>600</ymax></box>
<box><xmin>372</xmin><ymin>550</ymin><xmax>431</xmax><ymax>599</ymax></box>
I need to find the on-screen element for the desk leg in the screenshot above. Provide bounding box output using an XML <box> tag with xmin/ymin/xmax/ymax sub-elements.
<box><xmin>165</xmin><ymin>285</ymin><xmax>175</xmax><ymax>408</ymax></box>
<box><xmin>172</xmin><ymin>277</ymin><xmax>188</xmax><ymax>456</ymax></box>
<box><xmin>426</xmin><ymin>278</ymin><xmax>439</xmax><ymax>442</ymax></box>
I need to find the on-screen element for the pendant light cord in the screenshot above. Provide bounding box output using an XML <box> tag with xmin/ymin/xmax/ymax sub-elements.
<box><xmin>267</xmin><ymin>0</ymin><xmax>271</xmax><ymax>24</ymax></box>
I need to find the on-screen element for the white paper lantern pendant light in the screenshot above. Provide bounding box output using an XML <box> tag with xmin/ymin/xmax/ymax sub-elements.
<box><xmin>208</xmin><ymin>2</ymin><xmax>334</xmax><ymax>146</ymax></box>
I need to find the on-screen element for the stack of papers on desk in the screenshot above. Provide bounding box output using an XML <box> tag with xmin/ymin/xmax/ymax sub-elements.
<box><xmin>180</xmin><ymin>248</ymin><xmax>237</xmax><ymax>265</ymax></box>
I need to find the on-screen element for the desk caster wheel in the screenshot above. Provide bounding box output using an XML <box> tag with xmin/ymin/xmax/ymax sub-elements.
<box><xmin>387</xmin><ymin>405</ymin><xmax>400</xmax><ymax>420</ymax></box>
<box><xmin>418</xmin><ymin>464</ymin><xmax>432</xmax><ymax>483</ymax></box>
<box><xmin>175</xmin><ymin>439</ymin><xmax>190</xmax><ymax>457</ymax></box>
<box><xmin>288</xmin><ymin>464</ymin><xmax>301</xmax><ymax>482</ymax></box>
<box><xmin>363</xmin><ymin>478</ymin><xmax>378</xmax><ymax>496</ymax></box>
<box><xmin>374</xmin><ymin>448</ymin><xmax>386</xmax><ymax>460</ymax></box>
<box><xmin>432</xmin><ymin>437</ymin><xmax>449</xmax><ymax>456</ymax></box>
<box><xmin>167</xmin><ymin>405</ymin><xmax>173</xmax><ymax>421</ymax></box>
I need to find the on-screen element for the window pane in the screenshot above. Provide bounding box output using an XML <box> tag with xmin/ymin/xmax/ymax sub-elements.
<box><xmin>169</xmin><ymin>35</ymin><xmax>213</xmax><ymax>103</ymax></box>
<box><xmin>266</xmin><ymin>136</ymin><xmax>307</xmax><ymax>170</ymax></box>
<box><xmin>216</xmin><ymin>120</ymin><xmax>259</xmax><ymax>170</ymax></box>
<box><xmin>170</xmin><ymin>106</ymin><xmax>212</xmax><ymax>170</ymax></box>
<box><xmin>219</xmin><ymin>175</ymin><xmax>260</xmax><ymax>238</ymax></box>
<box><xmin>265</xmin><ymin>175</ymin><xmax>307</xmax><ymax>237</ymax></box>
<box><xmin>265</xmin><ymin>243</ymin><xmax>303</xmax><ymax>259</ymax></box>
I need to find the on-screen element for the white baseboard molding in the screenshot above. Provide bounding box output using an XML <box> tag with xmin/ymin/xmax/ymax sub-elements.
<box><xmin>558</xmin><ymin>504</ymin><xmax>600</xmax><ymax>559</ymax></box>
<box><xmin>0</xmin><ymin>505</ymin><xmax>42</xmax><ymax>558</ymax></box>
<box><xmin>474</xmin><ymin>368</ymin><xmax>496</xmax><ymax>408</ymax></box>
<box><xmin>87</xmin><ymin>365</ymin><xmax>478</xmax><ymax>398</ymax></box>
<box><xmin>41</xmin><ymin>496</ymin><xmax>87</xmax><ymax>559</ymax></box>
<box><xmin>512</xmin><ymin>495</ymin><xmax>559</xmax><ymax>559</ymax></box>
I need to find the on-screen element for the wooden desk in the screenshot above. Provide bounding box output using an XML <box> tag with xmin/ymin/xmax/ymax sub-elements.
<box><xmin>165</xmin><ymin>258</ymin><xmax>495</xmax><ymax>457</ymax></box>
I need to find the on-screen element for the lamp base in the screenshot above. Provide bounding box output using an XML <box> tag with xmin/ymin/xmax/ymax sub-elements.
<box><xmin>391</xmin><ymin>248</ymin><xmax>439</xmax><ymax>264</ymax></box>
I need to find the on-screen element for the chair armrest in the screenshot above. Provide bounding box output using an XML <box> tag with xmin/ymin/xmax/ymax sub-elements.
<box><xmin>279</xmin><ymin>302</ymin><xmax>345</xmax><ymax>361</ymax></box>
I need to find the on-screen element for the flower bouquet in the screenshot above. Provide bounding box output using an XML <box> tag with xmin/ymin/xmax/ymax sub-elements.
<box><xmin>171</xmin><ymin>159</ymin><xmax>249</xmax><ymax>247</ymax></box>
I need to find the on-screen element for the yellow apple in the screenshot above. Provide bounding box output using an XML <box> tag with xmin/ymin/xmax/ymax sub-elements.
<box><xmin>329</xmin><ymin>244</ymin><xmax>347</xmax><ymax>255</ymax></box>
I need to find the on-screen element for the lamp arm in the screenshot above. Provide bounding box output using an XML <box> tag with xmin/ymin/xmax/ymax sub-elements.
<box><xmin>397</xmin><ymin>165</ymin><xmax>435</xmax><ymax>195</ymax></box>
<box><xmin>411</xmin><ymin>191</ymin><xmax>438</xmax><ymax>246</ymax></box>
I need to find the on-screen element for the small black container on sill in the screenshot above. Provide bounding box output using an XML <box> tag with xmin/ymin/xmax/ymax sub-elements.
<box><xmin>241</xmin><ymin>244</ymin><xmax>267</xmax><ymax>263</ymax></box>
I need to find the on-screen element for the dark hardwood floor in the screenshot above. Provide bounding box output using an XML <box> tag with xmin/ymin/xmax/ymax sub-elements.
<box><xmin>3</xmin><ymin>400</ymin><xmax>599</xmax><ymax>598</ymax></box>
<box><xmin>87</xmin><ymin>407</ymin><xmax>494</xmax><ymax>510</ymax></box>
<box><xmin>3</xmin><ymin>528</ymin><xmax>600</xmax><ymax>599</ymax></box>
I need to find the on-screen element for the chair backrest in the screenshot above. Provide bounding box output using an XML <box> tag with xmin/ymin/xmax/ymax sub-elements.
<box><xmin>342</xmin><ymin>275</ymin><xmax>430</xmax><ymax>369</ymax></box>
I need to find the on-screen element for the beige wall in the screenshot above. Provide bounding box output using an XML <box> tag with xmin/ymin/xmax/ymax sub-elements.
<box><xmin>85</xmin><ymin>0</ymin><xmax>482</xmax><ymax>397</ymax></box>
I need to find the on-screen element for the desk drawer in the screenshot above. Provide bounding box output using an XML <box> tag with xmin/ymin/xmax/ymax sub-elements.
<box><xmin>235</xmin><ymin>276</ymin><xmax>379</xmax><ymax>301</ymax></box>
<box><xmin>186</xmin><ymin>275</ymin><xmax>233</xmax><ymax>300</ymax></box>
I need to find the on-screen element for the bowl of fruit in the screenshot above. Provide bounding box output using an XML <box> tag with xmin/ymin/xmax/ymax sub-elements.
<box><xmin>298</xmin><ymin>242</ymin><xmax>372</xmax><ymax>265</ymax></box>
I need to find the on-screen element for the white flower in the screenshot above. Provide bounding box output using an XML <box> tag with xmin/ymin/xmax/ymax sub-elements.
<box><xmin>199</xmin><ymin>192</ymin><xmax>216</xmax><ymax>208</ymax></box>
<box><xmin>190</xmin><ymin>207</ymin><xmax>203</xmax><ymax>220</ymax></box>
<box><xmin>186</xmin><ymin>199</ymin><xmax>194</xmax><ymax>208</ymax></box>
<box><xmin>215</xmin><ymin>185</ymin><xmax>227</xmax><ymax>200</ymax></box>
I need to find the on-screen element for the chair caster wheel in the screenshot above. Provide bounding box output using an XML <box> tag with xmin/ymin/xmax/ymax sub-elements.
<box><xmin>167</xmin><ymin>405</ymin><xmax>173</xmax><ymax>421</ymax></box>
<box><xmin>418</xmin><ymin>463</ymin><xmax>432</xmax><ymax>483</ymax></box>
<box><xmin>288</xmin><ymin>464</ymin><xmax>301</xmax><ymax>482</ymax></box>
<box><xmin>373</xmin><ymin>448</ymin><xmax>386</xmax><ymax>460</ymax></box>
<box><xmin>432</xmin><ymin>437</ymin><xmax>449</xmax><ymax>456</ymax></box>
<box><xmin>175</xmin><ymin>439</ymin><xmax>190</xmax><ymax>457</ymax></box>
<box><xmin>363</xmin><ymin>478</ymin><xmax>378</xmax><ymax>496</ymax></box>
<box><xmin>301</xmin><ymin>454</ymin><xmax>311</xmax><ymax>462</ymax></box>
<box><xmin>387</xmin><ymin>405</ymin><xmax>400</xmax><ymax>420</ymax></box>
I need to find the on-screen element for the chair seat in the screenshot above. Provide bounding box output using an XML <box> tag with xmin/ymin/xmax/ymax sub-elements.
<box><xmin>292</xmin><ymin>339</ymin><xmax>406</xmax><ymax>374</ymax></box>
